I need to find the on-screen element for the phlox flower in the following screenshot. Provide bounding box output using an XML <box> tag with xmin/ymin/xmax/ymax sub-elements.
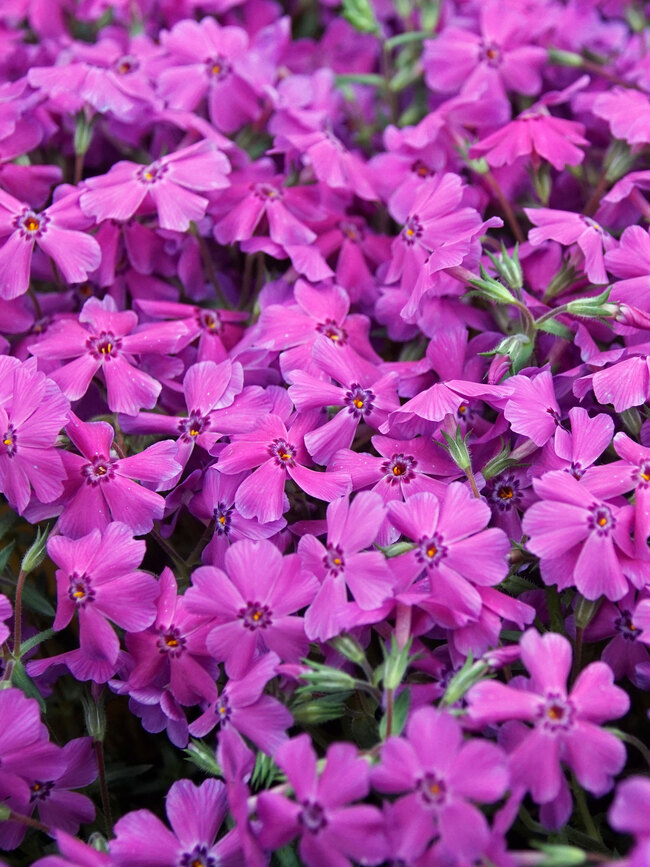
<box><xmin>45</xmin><ymin>522</ymin><xmax>159</xmax><ymax>682</ymax></box>
<box><xmin>524</xmin><ymin>207</ymin><xmax>616</xmax><ymax>284</ymax></box>
<box><xmin>189</xmin><ymin>466</ymin><xmax>286</xmax><ymax>569</ymax></box>
<box><xmin>522</xmin><ymin>470</ymin><xmax>634</xmax><ymax>601</ymax></box>
<box><xmin>589</xmin><ymin>350</ymin><xmax>650</xmax><ymax>413</ymax></box>
<box><xmin>372</xmin><ymin>708</ymin><xmax>509</xmax><ymax>863</ymax></box>
<box><xmin>111</xmin><ymin>778</ymin><xmax>240</xmax><ymax>867</ymax></box>
<box><xmin>189</xmin><ymin>651</ymin><xmax>292</xmax><ymax>754</ymax></box>
<box><xmin>216</xmin><ymin>413</ymin><xmax>351</xmax><ymax>524</ymax></box>
<box><xmin>584</xmin><ymin>590</ymin><xmax>650</xmax><ymax>686</ymax></box>
<box><xmin>32</xmin><ymin>829</ymin><xmax>111</xmax><ymax>867</ymax></box>
<box><xmin>288</xmin><ymin>339</ymin><xmax>399</xmax><ymax>465</ymax></box>
<box><xmin>0</xmin><ymin>189</ymin><xmax>101</xmax><ymax>299</ymax></box>
<box><xmin>125</xmin><ymin>567</ymin><xmax>217</xmax><ymax>707</ymax></box>
<box><xmin>29</xmin><ymin>295</ymin><xmax>188</xmax><ymax>415</ymax></box>
<box><xmin>593</xmin><ymin>87</ymin><xmax>650</xmax><ymax>145</ymax></box>
<box><xmin>467</xmin><ymin>630</ymin><xmax>629</xmax><ymax>814</ymax></box>
<box><xmin>609</xmin><ymin>777</ymin><xmax>650</xmax><ymax>867</ymax></box>
<box><xmin>503</xmin><ymin>370</ymin><xmax>563</xmax><ymax>447</ymax></box>
<box><xmin>387</xmin><ymin>486</ymin><xmax>511</xmax><ymax>627</ymax></box>
<box><xmin>54</xmin><ymin>413</ymin><xmax>181</xmax><ymax>538</ymax></box>
<box><xmin>80</xmin><ymin>140</ymin><xmax>231</xmax><ymax>232</ymax></box>
<box><xmin>0</xmin><ymin>689</ymin><xmax>66</xmax><ymax>850</ymax></box>
<box><xmin>0</xmin><ymin>356</ymin><xmax>69</xmax><ymax>514</ymax></box>
<box><xmin>257</xmin><ymin>735</ymin><xmax>387</xmax><ymax>867</ymax></box>
<box><xmin>185</xmin><ymin>538</ymin><xmax>318</xmax><ymax>677</ymax></box>
<box><xmin>298</xmin><ymin>492</ymin><xmax>394</xmax><ymax>641</ymax></box>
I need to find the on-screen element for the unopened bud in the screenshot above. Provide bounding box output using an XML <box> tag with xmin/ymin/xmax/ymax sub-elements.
<box><xmin>22</xmin><ymin>524</ymin><xmax>51</xmax><ymax>575</ymax></box>
<box><xmin>88</xmin><ymin>833</ymin><xmax>110</xmax><ymax>853</ymax></box>
<box><xmin>468</xmin><ymin>265</ymin><xmax>517</xmax><ymax>305</ymax></box>
<box><xmin>615</xmin><ymin>302</ymin><xmax>650</xmax><ymax>330</ymax></box>
<box><xmin>184</xmin><ymin>739</ymin><xmax>222</xmax><ymax>777</ymax></box>
<box><xmin>381</xmin><ymin>637</ymin><xmax>413</xmax><ymax>690</ymax></box>
<box><xmin>482</xmin><ymin>443</ymin><xmax>518</xmax><ymax>480</ymax></box>
<box><xmin>532</xmin><ymin>163</ymin><xmax>551</xmax><ymax>206</ymax></box>
<box><xmin>441</xmin><ymin>426</ymin><xmax>472</xmax><ymax>471</ymax></box>
<box><xmin>487</xmin><ymin>243</ymin><xmax>524</xmax><ymax>291</ymax></box>
<box><xmin>621</xmin><ymin>407</ymin><xmax>642</xmax><ymax>437</ymax></box>
<box><xmin>574</xmin><ymin>594</ymin><xmax>601</xmax><ymax>630</ymax></box>
<box><xmin>605</xmin><ymin>139</ymin><xmax>636</xmax><ymax>183</ymax></box>
<box><xmin>292</xmin><ymin>695</ymin><xmax>348</xmax><ymax>725</ymax></box>
<box><xmin>494</xmin><ymin>333</ymin><xmax>534</xmax><ymax>374</ymax></box>
<box><xmin>329</xmin><ymin>634</ymin><xmax>367</xmax><ymax>666</ymax></box>
<box><xmin>342</xmin><ymin>0</ymin><xmax>379</xmax><ymax>33</ymax></box>
<box><xmin>532</xmin><ymin>843</ymin><xmax>586</xmax><ymax>866</ymax></box>
<box><xmin>566</xmin><ymin>287</ymin><xmax>617</xmax><ymax>319</ymax></box>
<box><xmin>300</xmin><ymin>661</ymin><xmax>357</xmax><ymax>693</ymax></box>
<box><xmin>548</xmin><ymin>48</ymin><xmax>584</xmax><ymax>68</ymax></box>
<box><xmin>487</xmin><ymin>353</ymin><xmax>511</xmax><ymax>385</ymax></box>
<box><xmin>81</xmin><ymin>690</ymin><xmax>106</xmax><ymax>742</ymax></box>
<box><xmin>74</xmin><ymin>111</ymin><xmax>94</xmax><ymax>157</ymax></box>
<box><xmin>440</xmin><ymin>654</ymin><xmax>489</xmax><ymax>707</ymax></box>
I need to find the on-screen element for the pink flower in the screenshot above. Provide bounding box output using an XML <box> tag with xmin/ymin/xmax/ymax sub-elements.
<box><xmin>80</xmin><ymin>140</ymin><xmax>230</xmax><ymax>232</ymax></box>
<box><xmin>0</xmin><ymin>189</ymin><xmax>100</xmax><ymax>299</ymax></box>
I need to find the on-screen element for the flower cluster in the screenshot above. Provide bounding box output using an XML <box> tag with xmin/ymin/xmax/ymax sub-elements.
<box><xmin>0</xmin><ymin>1</ymin><xmax>648</xmax><ymax>865</ymax></box>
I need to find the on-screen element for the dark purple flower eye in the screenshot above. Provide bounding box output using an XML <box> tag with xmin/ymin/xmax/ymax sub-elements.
<box><xmin>588</xmin><ymin>504</ymin><xmax>615</xmax><ymax>535</ymax></box>
<box><xmin>238</xmin><ymin>601</ymin><xmax>272</xmax><ymax>630</ymax></box>
<box><xmin>381</xmin><ymin>453</ymin><xmax>417</xmax><ymax>485</ymax></box>
<box><xmin>316</xmin><ymin>318</ymin><xmax>348</xmax><ymax>344</ymax></box>
<box><xmin>67</xmin><ymin>573</ymin><xmax>95</xmax><ymax>607</ymax></box>
<box><xmin>299</xmin><ymin>800</ymin><xmax>327</xmax><ymax>833</ymax></box>
<box><xmin>344</xmin><ymin>384</ymin><xmax>375</xmax><ymax>418</ymax></box>
<box><xmin>402</xmin><ymin>215</ymin><xmax>423</xmax><ymax>245</ymax></box>
<box><xmin>157</xmin><ymin>627</ymin><xmax>187</xmax><ymax>657</ymax></box>
<box><xmin>81</xmin><ymin>455</ymin><xmax>117</xmax><ymax>485</ymax></box>
<box><xmin>86</xmin><ymin>331</ymin><xmax>121</xmax><ymax>360</ymax></box>
<box><xmin>268</xmin><ymin>437</ymin><xmax>296</xmax><ymax>468</ymax></box>
<box><xmin>538</xmin><ymin>693</ymin><xmax>575</xmax><ymax>731</ymax></box>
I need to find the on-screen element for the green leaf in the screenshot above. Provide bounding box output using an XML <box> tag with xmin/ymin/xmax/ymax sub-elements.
<box><xmin>535</xmin><ymin>318</ymin><xmax>573</xmax><ymax>339</ymax></box>
<box><xmin>272</xmin><ymin>846</ymin><xmax>301</xmax><ymax>867</ymax></box>
<box><xmin>0</xmin><ymin>510</ymin><xmax>17</xmax><ymax>543</ymax></box>
<box><xmin>19</xmin><ymin>628</ymin><xmax>55</xmax><ymax>657</ymax></box>
<box><xmin>20</xmin><ymin>582</ymin><xmax>55</xmax><ymax>617</ymax></box>
<box><xmin>0</xmin><ymin>541</ymin><xmax>15</xmax><ymax>575</ymax></box>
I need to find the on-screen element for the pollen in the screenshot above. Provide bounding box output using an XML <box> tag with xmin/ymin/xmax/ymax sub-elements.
<box><xmin>100</xmin><ymin>343</ymin><xmax>112</xmax><ymax>354</ymax></box>
<box><xmin>405</xmin><ymin>228</ymin><xmax>414</xmax><ymax>237</ymax></box>
<box><xmin>211</xmin><ymin>63</ymin><xmax>222</xmax><ymax>75</ymax></box>
<box><xmin>25</xmin><ymin>217</ymin><xmax>40</xmax><ymax>232</ymax></box>
<box><xmin>333</xmin><ymin>557</ymin><xmax>342</xmax><ymax>566</ymax></box>
<box><xmin>353</xmin><ymin>398</ymin><xmax>364</xmax><ymax>409</ymax></box>
<box><xmin>190</xmin><ymin>428</ymin><xmax>199</xmax><ymax>437</ymax></box>
<box><xmin>218</xmin><ymin>515</ymin><xmax>226</xmax><ymax>524</ymax></box>
<box><xmin>498</xmin><ymin>486</ymin><xmax>514</xmax><ymax>500</ymax></box>
<box><xmin>166</xmin><ymin>637</ymin><xmax>179</xmax><ymax>647</ymax></box>
<box><xmin>426</xmin><ymin>545</ymin><xmax>437</xmax><ymax>558</ymax></box>
<box><xmin>73</xmin><ymin>589</ymin><xmax>85</xmax><ymax>598</ymax></box>
<box><xmin>598</xmin><ymin>515</ymin><xmax>607</xmax><ymax>527</ymax></box>
<box><xmin>3</xmin><ymin>438</ymin><xmax>11</xmax><ymax>446</ymax></box>
<box><xmin>641</xmin><ymin>471</ymin><xmax>650</xmax><ymax>482</ymax></box>
<box><xmin>547</xmin><ymin>704</ymin><xmax>563</xmax><ymax>720</ymax></box>
<box><xmin>252</xmin><ymin>610</ymin><xmax>262</xmax><ymax>621</ymax></box>
<box><xmin>393</xmin><ymin>465</ymin><xmax>404</xmax><ymax>475</ymax></box>
<box><xmin>143</xmin><ymin>170</ymin><xmax>153</xmax><ymax>181</ymax></box>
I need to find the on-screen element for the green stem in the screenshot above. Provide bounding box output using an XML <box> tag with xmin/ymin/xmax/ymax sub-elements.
<box><xmin>12</xmin><ymin>570</ymin><xmax>27</xmax><ymax>657</ymax></box>
<box><xmin>94</xmin><ymin>738</ymin><xmax>113</xmax><ymax>837</ymax></box>
<box><xmin>150</xmin><ymin>528</ymin><xmax>188</xmax><ymax>581</ymax></box>
<box><xmin>534</xmin><ymin>304</ymin><xmax>569</xmax><ymax>327</ymax></box>
<box><xmin>384</xmin><ymin>687</ymin><xmax>394</xmax><ymax>738</ymax></box>
<box><xmin>572</xmin><ymin>774</ymin><xmax>603</xmax><ymax>845</ymax></box>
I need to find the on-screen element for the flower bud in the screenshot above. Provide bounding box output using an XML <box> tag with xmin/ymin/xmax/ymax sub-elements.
<box><xmin>574</xmin><ymin>594</ymin><xmax>601</xmax><ymax>630</ymax></box>
<box><xmin>440</xmin><ymin>654</ymin><xmax>489</xmax><ymax>707</ymax></box>
<box><xmin>381</xmin><ymin>637</ymin><xmax>413</xmax><ymax>691</ymax></box>
<box><xmin>299</xmin><ymin>661</ymin><xmax>357</xmax><ymax>693</ymax></box>
<box><xmin>342</xmin><ymin>0</ymin><xmax>379</xmax><ymax>34</ymax></box>
<box><xmin>292</xmin><ymin>695</ymin><xmax>349</xmax><ymax>725</ymax></box>
<box><xmin>441</xmin><ymin>426</ymin><xmax>472</xmax><ymax>471</ymax></box>
<box><xmin>547</xmin><ymin>48</ymin><xmax>584</xmax><ymax>67</ymax></box>
<box><xmin>184</xmin><ymin>739</ymin><xmax>222</xmax><ymax>777</ymax></box>
<box><xmin>329</xmin><ymin>634</ymin><xmax>367</xmax><ymax>666</ymax></box>
<box><xmin>532</xmin><ymin>844</ymin><xmax>586</xmax><ymax>866</ymax></box>
<box><xmin>81</xmin><ymin>690</ymin><xmax>106</xmax><ymax>742</ymax></box>
<box><xmin>566</xmin><ymin>288</ymin><xmax>618</xmax><ymax>319</ymax></box>
<box><xmin>88</xmin><ymin>833</ymin><xmax>110</xmax><ymax>853</ymax></box>
<box><xmin>615</xmin><ymin>302</ymin><xmax>650</xmax><ymax>330</ymax></box>
<box><xmin>468</xmin><ymin>265</ymin><xmax>517</xmax><ymax>305</ymax></box>
<box><xmin>21</xmin><ymin>524</ymin><xmax>51</xmax><ymax>575</ymax></box>
<box><xmin>487</xmin><ymin>243</ymin><xmax>524</xmax><ymax>291</ymax></box>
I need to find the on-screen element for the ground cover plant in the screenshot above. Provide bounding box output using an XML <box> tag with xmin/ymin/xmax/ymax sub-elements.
<box><xmin>0</xmin><ymin>0</ymin><xmax>648</xmax><ymax>865</ymax></box>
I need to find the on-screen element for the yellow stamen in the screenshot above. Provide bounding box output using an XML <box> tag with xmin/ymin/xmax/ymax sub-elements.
<box><xmin>3</xmin><ymin>438</ymin><xmax>12</xmax><ymax>446</ymax></box>
<box><xmin>166</xmin><ymin>638</ymin><xmax>179</xmax><ymax>647</ymax></box>
<box><xmin>218</xmin><ymin>515</ymin><xmax>226</xmax><ymax>525</ymax></box>
<box><xmin>427</xmin><ymin>546</ymin><xmax>437</xmax><ymax>558</ymax></box>
<box><xmin>498</xmin><ymin>487</ymin><xmax>514</xmax><ymax>500</ymax></box>
<box><xmin>353</xmin><ymin>398</ymin><xmax>364</xmax><ymax>409</ymax></box>
<box><xmin>393</xmin><ymin>465</ymin><xmax>404</xmax><ymax>475</ymax></box>
<box><xmin>190</xmin><ymin>428</ymin><xmax>199</xmax><ymax>437</ymax></box>
<box><xmin>641</xmin><ymin>472</ymin><xmax>650</xmax><ymax>482</ymax></box>
<box><xmin>24</xmin><ymin>217</ymin><xmax>40</xmax><ymax>232</ymax></box>
<box><xmin>598</xmin><ymin>516</ymin><xmax>607</xmax><ymax>527</ymax></box>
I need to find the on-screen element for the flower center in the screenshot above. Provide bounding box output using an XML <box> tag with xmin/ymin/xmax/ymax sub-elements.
<box><xmin>179</xmin><ymin>845</ymin><xmax>216</xmax><ymax>867</ymax></box>
<box><xmin>197</xmin><ymin>309</ymin><xmax>222</xmax><ymax>333</ymax></box>
<box><xmin>1</xmin><ymin>425</ymin><xmax>16</xmax><ymax>458</ymax></box>
<box><xmin>214</xmin><ymin>503</ymin><xmax>233</xmax><ymax>536</ymax></box>
<box><xmin>29</xmin><ymin>781</ymin><xmax>54</xmax><ymax>802</ymax></box>
<box><xmin>340</xmin><ymin>220</ymin><xmax>362</xmax><ymax>243</ymax></box>
<box><xmin>344</xmin><ymin>384</ymin><xmax>375</xmax><ymax>419</ymax></box>
<box><xmin>587</xmin><ymin>504</ymin><xmax>615</xmax><ymax>536</ymax></box>
<box><xmin>215</xmin><ymin>696</ymin><xmax>230</xmax><ymax>724</ymax></box>
<box><xmin>381</xmin><ymin>453</ymin><xmax>417</xmax><ymax>485</ymax></box>
<box><xmin>538</xmin><ymin>693</ymin><xmax>574</xmax><ymax>732</ymax></box>
<box><xmin>157</xmin><ymin>627</ymin><xmax>187</xmax><ymax>657</ymax></box>
<box><xmin>546</xmin><ymin>407</ymin><xmax>562</xmax><ymax>425</ymax></box>
<box><xmin>87</xmin><ymin>331</ymin><xmax>121</xmax><ymax>360</ymax></box>
<box><xmin>16</xmin><ymin>208</ymin><xmax>49</xmax><ymax>239</ymax></box>
<box><xmin>615</xmin><ymin>611</ymin><xmax>642</xmax><ymax>641</ymax></box>
<box><xmin>636</xmin><ymin>462</ymin><xmax>650</xmax><ymax>487</ymax></box>
<box><xmin>411</xmin><ymin>159</ymin><xmax>432</xmax><ymax>178</ymax></box>
<box><xmin>206</xmin><ymin>55</ymin><xmax>230</xmax><ymax>80</ymax></box>
<box><xmin>417</xmin><ymin>773</ymin><xmax>447</xmax><ymax>806</ymax></box>
<box><xmin>268</xmin><ymin>437</ymin><xmax>297</xmax><ymax>468</ymax></box>
<box><xmin>323</xmin><ymin>544</ymin><xmax>345</xmax><ymax>575</ymax></box>
<box><xmin>481</xmin><ymin>41</ymin><xmax>502</xmax><ymax>66</ymax></box>
<box><xmin>254</xmin><ymin>182</ymin><xmax>282</xmax><ymax>201</ymax></box>
<box><xmin>81</xmin><ymin>455</ymin><xmax>117</xmax><ymax>486</ymax></box>
<box><xmin>316</xmin><ymin>318</ymin><xmax>348</xmax><ymax>344</ymax></box>
<box><xmin>178</xmin><ymin>411</ymin><xmax>209</xmax><ymax>442</ymax></box>
<box><xmin>402</xmin><ymin>215</ymin><xmax>423</xmax><ymax>245</ymax></box>
<box><xmin>115</xmin><ymin>55</ymin><xmax>138</xmax><ymax>74</ymax></box>
<box><xmin>299</xmin><ymin>801</ymin><xmax>327</xmax><ymax>833</ymax></box>
<box><xmin>238</xmin><ymin>601</ymin><xmax>272</xmax><ymax>630</ymax></box>
<box><xmin>416</xmin><ymin>533</ymin><xmax>447</xmax><ymax>567</ymax></box>
<box><xmin>488</xmin><ymin>474</ymin><xmax>522</xmax><ymax>512</ymax></box>
<box><xmin>67</xmin><ymin>573</ymin><xmax>95</xmax><ymax>607</ymax></box>
<box><xmin>138</xmin><ymin>161</ymin><xmax>167</xmax><ymax>185</ymax></box>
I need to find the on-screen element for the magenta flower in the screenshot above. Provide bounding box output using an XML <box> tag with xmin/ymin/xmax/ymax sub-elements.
<box><xmin>524</xmin><ymin>207</ymin><xmax>615</xmax><ymax>284</ymax></box>
<box><xmin>593</xmin><ymin>87</ymin><xmax>650</xmax><ymax>146</ymax></box>
<box><xmin>189</xmin><ymin>651</ymin><xmax>292</xmax><ymax>754</ymax></box>
<box><xmin>609</xmin><ymin>777</ymin><xmax>650</xmax><ymax>867</ymax></box>
<box><xmin>0</xmin><ymin>189</ymin><xmax>101</xmax><ymax>299</ymax></box>
<box><xmin>590</xmin><ymin>352</ymin><xmax>650</xmax><ymax>413</ymax></box>
<box><xmin>54</xmin><ymin>413</ymin><xmax>181</xmax><ymax>538</ymax></box>
<box><xmin>111</xmin><ymin>778</ymin><xmax>240</xmax><ymax>867</ymax></box>
<box><xmin>387</xmin><ymin>487</ymin><xmax>511</xmax><ymax>627</ymax></box>
<box><xmin>0</xmin><ymin>356</ymin><xmax>69</xmax><ymax>514</ymax></box>
<box><xmin>288</xmin><ymin>339</ymin><xmax>399</xmax><ymax>465</ymax></box>
<box><xmin>372</xmin><ymin>708</ymin><xmax>509</xmax><ymax>863</ymax></box>
<box><xmin>503</xmin><ymin>370</ymin><xmax>562</xmax><ymax>447</ymax></box>
<box><xmin>217</xmin><ymin>413</ymin><xmax>351</xmax><ymax>524</ymax></box>
<box><xmin>522</xmin><ymin>470</ymin><xmax>634</xmax><ymax>601</ymax></box>
<box><xmin>158</xmin><ymin>18</ymin><xmax>266</xmax><ymax>132</ymax></box>
<box><xmin>185</xmin><ymin>539</ymin><xmax>318</xmax><ymax>677</ymax></box>
<box><xmin>467</xmin><ymin>629</ymin><xmax>629</xmax><ymax>807</ymax></box>
<box><xmin>584</xmin><ymin>591</ymin><xmax>650</xmax><ymax>686</ymax></box>
<box><xmin>422</xmin><ymin>2</ymin><xmax>546</xmax><ymax>97</ymax></box>
<box><xmin>298</xmin><ymin>492</ymin><xmax>394</xmax><ymax>641</ymax></box>
<box><xmin>47</xmin><ymin>522</ymin><xmax>159</xmax><ymax>682</ymax></box>
<box><xmin>32</xmin><ymin>829</ymin><xmax>111</xmax><ymax>867</ymax></box>
<box><xmin>125</xmin><ymin>567</ymin><xmax>217</xmax><ymax>707</ymax></box>
<box><xmin>30</xmin><ymin>295</ymin><xmax>188</xmax><ymax>415</ymax></box>
<box><xmin>188</xmin><ymin>467</ymin><xmax>286</xmax><ymax>570</ymax></box>
<box><xmin>257</xmin><ymin>735</ymin><xmax>388</xmax><ymax>867</ymax></box>
<box><xmin>80</xmin><ymin>140</ymin><xmax>231</xmax><ymax>232</ymax></box>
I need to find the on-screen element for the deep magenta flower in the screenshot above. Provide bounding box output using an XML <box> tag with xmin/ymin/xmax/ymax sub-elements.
<box><xmin>216</xmin><ymin>413</ymin><xmax>351</xmax><ymax>524</ymax></box>
<box><xmin>47</xmin><ymin>522</ymin><xmax>159</xmax><ymax>682</ymax></box>
<box><xmin>298</xmin><ymin>492</ymin><xmax>394</xmax><ymax>641</ymax></box>
<box><xmin>467</xmin><ymin>630</ymin><xmax>629</xmax><ymax>807</ymax></box>
<box><xmin>111</xmin><ymin>778</ymin><xmax>241</xmax><ymax>867</ymax></box>
<box><xmin>30</xmin><ymin>295</ymin><xmax>188</xmax><ymax>415</ymax></box>
<box><xmin>80</xmin><ymin>140</ymin><xmax>231</xmax><ymax>232</ymax></box>
<box><xmin>257</xmin><ymin>735</ymin><xmax>388</xmax><ymax>867</ymax></box>
<box><xmin>54</xmin><ymin>413</ymin><xmax>181</xmax><ymax>538</ymax></box>
<box><xmin>387</xmin><ymin>486</ymin><xmax>511</xmax><ymax>627</ymax></box>
<box><xmin>0</xmin><ymin>356</ymin><xmax>69</xmax><ymax>514</ymax></box>
<box><xmin>0</xmin><ymin>189</ymin><xmax>101</xmax><ymax>299</ymax></box>
<box><xmin>372</xmin><ymin>708</ymin><xmax>509</xmax><ymax>863</ymax></box>
<box><xmin>185</xmin><ymin>539</ymin><xmax>318</xmax><ymax>677</ymax></box>
<box><xmin>189</xmin><ymin>651</ymin><xmax>292</xmax><ymax>754</ymax></box>
<box><xmin>522</xmin><ymin>470</ymin><xmax>634</xmax><ymax>601</ymax></box>
<box><xmin>32</xmin><ymin>830</ymin><xmax>111</xmax><ymax>867</ymax></box>
<box><xmin>609</xmin><ymin>777</ymin><xmax>650</xmax><ymax>867</ymax></box>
